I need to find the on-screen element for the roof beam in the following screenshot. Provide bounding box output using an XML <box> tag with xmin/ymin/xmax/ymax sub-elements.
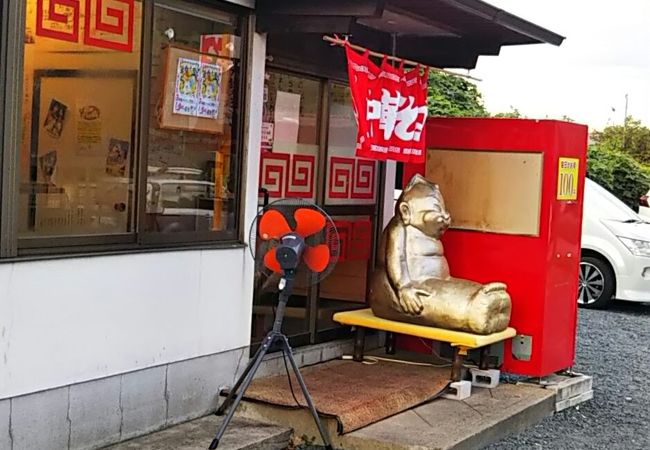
<box><xmin>257</xmin><ymin>0</ymin><xmax>385</xmax><ymax>18</ymax></box>
<box><xmin>257</xmin><ymin>16</ymin><xmax>356</xmax><ymax>34</ymax></box>
<box><xmin>436</xmin><ymin>0</ymin><xmax>565</xmax><ymax>46</ymax></box>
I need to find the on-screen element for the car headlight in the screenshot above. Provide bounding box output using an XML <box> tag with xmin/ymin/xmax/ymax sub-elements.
<box><xmin>618</xmin><ymin>237</ymin><xmax>650</xmax><ymax>257</ymax></box>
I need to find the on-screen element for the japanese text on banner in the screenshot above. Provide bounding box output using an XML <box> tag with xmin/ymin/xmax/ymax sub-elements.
<box><xmin>345</xmin><ymin>44</ymin><xmax>428</xmax><ymax>163</ymax></box>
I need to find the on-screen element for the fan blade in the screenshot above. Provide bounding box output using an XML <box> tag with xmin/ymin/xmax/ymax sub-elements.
<box><xmin>303</xmin><ymin>245</ymin><xmax>330</xmax><ymax>273</ymax></box>
<box><xmin>294</xmin><ymin>208</ymin><xmax>326</xmax><ymax>237</ymax></box>
<box><xmin>263</xmin><ymin>248</ymin><xmax>283</xmax><ymax>273</ymax></box>
<box><xmin>259</xmin><ymin>209</ymin><xmax>292</xmax><ymax>240</ymax></box>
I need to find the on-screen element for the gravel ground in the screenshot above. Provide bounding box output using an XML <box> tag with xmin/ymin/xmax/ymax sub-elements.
<box><xmin>486</xmin><ymin>301</ymin><xmax>650</xmax><ymax>450</ymax></box>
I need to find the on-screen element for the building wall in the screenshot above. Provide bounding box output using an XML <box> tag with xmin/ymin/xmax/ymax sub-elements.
<box><xmin>0</xmin><ymin>28</ymin><xmax>266</xmax><ymax>448</ymax></box>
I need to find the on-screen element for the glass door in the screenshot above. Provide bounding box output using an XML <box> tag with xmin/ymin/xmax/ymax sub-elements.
<box><xmin>251</xmin><ymin>74</ymin><xmax>381</xmax><ymax>348</ymax></box>
<box><xmin>251</xmin><ymin>70</ymin><xmax>322</xmax><ymax>347</ymax></box>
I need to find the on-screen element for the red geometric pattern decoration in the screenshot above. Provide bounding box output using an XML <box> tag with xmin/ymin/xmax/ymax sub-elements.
<box><xmin>36</xmin><ymin>0</ymin><xmax>81</xmax><ymax>43</ymax></box>
<box><xmin>328</xmin><ymin>157</ymin><xmax>355</xmax><ymax>199</ymax></box>
<box><xmin>259</xmin><ymin>152</ymin><xmax>290</xmax><ymax>197</ymax></box>
<box><xmin>349</xmin><ymin>219</ymin><xmax>372</xmax><ymax>260</ymax></box>
<box><xmin>36</xmin><ymin>0</ymin><xmax>134</xmax><ymax>52</ymax></box>
<box><xmin>352</xmin><ymin>159</ymin><xmax>376</xmax><ymax>199</ymax></box>
<box><xmin>84</xmin><ymin>0</ymin><xmax>134</xmax><ymax>52</ymax></box>
<box><xmin>332</xmin><ymin>220</ymin><xmax>351</xmax><ymax>262</ymax></box>
<box><xmin>327</xmin><ymin>156</ymin><xmax>376</xmax><ymax>201</ymax></box>
<box><xmin>259</xmin><ymin>152</ymin><xmax>315</xmax><ymax>199</ymax></box>
<box><xmin>286</xmin><ymin>154</ymin><xmax>316</xmax><ymax>198</ymax></box>
<box><xmin>329</xmin><ymin>219</ymin><xmax>372</xmax><ymax>261</ymax></box>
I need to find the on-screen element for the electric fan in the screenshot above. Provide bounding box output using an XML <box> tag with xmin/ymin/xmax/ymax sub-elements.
<box><xmin>209</xmin><ymin>199</ymin><xmax>339</xmax><ymax>450</ymax></box>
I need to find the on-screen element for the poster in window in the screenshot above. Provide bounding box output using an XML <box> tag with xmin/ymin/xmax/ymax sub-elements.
<box><xmin>38</xmin><ymin>150</ymin><xmax>58</xmax><ymax>184</ymax></box>
<box><xmin>173</xmin><ymin>58</ymin><xmax>200</xmax><ymax>116</ymax></box>
<box><xmin>76</xmin><ymin>103</ymin><xmax>102</xmax><ymax>153</ymax></box>
<box><xmin>105</xmin><ymin>138</ymin><xmax>130</xmax><ymax>177</ymax></box>
<box><xmin>158</xmin><ymin>46</ymin><xmax>232</xmax><ymax>135</ymax></box>
<box><xmin>43</xmin><ymin>98</ymin><xmax>68</xmax><ymax>138</ymax></box>
<box><xmin>197</xmin><ymin>63</ymin><xmax>222</xmax><ymax>119</ymax></box>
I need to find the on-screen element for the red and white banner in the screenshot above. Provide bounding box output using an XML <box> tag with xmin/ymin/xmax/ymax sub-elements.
<box><xmin>345</xmin><ymin>43</ymin><xmax>428</xmax><ymax>164</ymax></box>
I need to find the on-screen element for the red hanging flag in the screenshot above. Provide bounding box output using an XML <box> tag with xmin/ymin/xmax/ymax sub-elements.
<box><xmin>401</xmin><ymin>65</ymin><xmax>429</xmax><ymax>163</ymax></box>
<box><xmin>345</xmin><ymin>43</ymin><xmax>379</xmax><ymax>159</ymax></box>
<box><xmin>345</xmin><ymin>44</ymin><xmax>428</xmax><ymax>164</ymax></box>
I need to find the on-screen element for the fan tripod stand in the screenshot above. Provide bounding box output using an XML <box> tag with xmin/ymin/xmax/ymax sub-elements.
<box><xmin>209</xmin><ymin>270</ymin><xmax>333</xmax><ymax>450</ymax></box>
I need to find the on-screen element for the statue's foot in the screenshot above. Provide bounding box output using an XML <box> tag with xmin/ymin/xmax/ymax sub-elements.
<box><xmin>467</xmin><ymin>284</ymin><xmax>512</xmax><ymax>335</ymax></box>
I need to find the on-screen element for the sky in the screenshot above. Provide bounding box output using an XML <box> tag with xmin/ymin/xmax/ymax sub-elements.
<box><xmin>466</xmin><ymin>0</ymin><xmax>650</xmax><ymax>131</ymax></box>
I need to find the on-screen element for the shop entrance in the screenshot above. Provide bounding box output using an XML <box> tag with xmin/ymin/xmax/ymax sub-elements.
<box><xmin>250</xmin><ymin>69</ymin><xmax>381</xmax><ymax>348</ymax></box>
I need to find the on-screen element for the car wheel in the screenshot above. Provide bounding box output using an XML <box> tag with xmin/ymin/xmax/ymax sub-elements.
<box><xmin>578</xmin><ymin>256</ymin><xmax>615</xmax><ymax>309</ymax></box>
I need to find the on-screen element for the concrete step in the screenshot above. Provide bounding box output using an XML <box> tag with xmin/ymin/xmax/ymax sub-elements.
<box><xmin>104</xmin><ymin>416</ymin><xmax>292</xmax><ymax>450</ymax></box>
<box><xmin>538</xmin><ymin>372</ymin><xmax>594</xmax><ymax>412</ymax></box>
<box><xmin>235</xmin><ymin>382</ymin><xmax>558</xmax><ymax>450</ymax></box>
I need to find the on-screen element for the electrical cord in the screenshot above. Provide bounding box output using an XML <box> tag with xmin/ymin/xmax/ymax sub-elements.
<box><xmin>281</xmin><ymin>348</ymin><xmax>304</xmax><ymax>408</ymax></box>
<box><xmin>341</xmin><ymin>354</ymin><xmax>455</xmax><ymax>368</ymax></box>
<box><xmin>417</xmin><ymin>338</ymin><xmax>453</xmax><ymax>363</ymax></box>
<box><xmin>416</xmin><ymin>338</ymin><xmax>482</xmax><ymax>368</ymax></box>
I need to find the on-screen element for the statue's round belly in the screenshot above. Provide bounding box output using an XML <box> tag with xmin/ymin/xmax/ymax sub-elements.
<box><xmin>408</xmin><ymin>256</ymin><xmax>450</xmax><ymax>281</ymax></box>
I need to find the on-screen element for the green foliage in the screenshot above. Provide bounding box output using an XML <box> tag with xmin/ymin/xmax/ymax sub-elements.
<box><xmin>427</xmin><ymin>71</ymin><xmax>488</xmax><ymax>117</ymax></box>
<box><xmin>493</xmin><ymin>107</ymin><xmax>522</xmax><ymax>118</ymax></box>
<box><xmin>591</xmin><ymin>117</ymin><xmax>650</xmax><ymax>164</ymax></box>
<box><xmin>587</xmin><ymin>144</ymin><xmax>650</xmax><ymax>210</ymax></box>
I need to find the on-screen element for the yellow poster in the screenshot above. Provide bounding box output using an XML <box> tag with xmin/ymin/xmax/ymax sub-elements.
<box><xmin>557</xmin><ymin>157</ymin><xmax>579</xmax><ymax>200</ymax></box>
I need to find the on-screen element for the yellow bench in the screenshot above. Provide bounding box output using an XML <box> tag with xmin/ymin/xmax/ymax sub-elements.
<box><xmin>333</xmin><ymin>308</ymin><xmax>517</xmax><ymax>381</ymax></box>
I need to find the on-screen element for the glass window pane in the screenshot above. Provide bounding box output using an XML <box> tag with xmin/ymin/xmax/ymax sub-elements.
<box><xmin>144</xmin><ymin>5</ymin><xmax>242</xmax><ymax>234</ymax></box>
<box><xmin>325</xmin><ymin>83</ymin><xmax>378</xmax><ymax>205</ymax></box>
<box><xmin>19</xmin><ymin>0</ymin><xmax>143</xmax><ymax>237</ymax></box>
<box><xmin>259</xmin><ymin>71</ymin><xmax>320</xmax><ymax>203</ymax></box>
<box><xmin>317</xmin><ymin>214</ymin><xmax>374</xmax><ymax>332</ymax></box>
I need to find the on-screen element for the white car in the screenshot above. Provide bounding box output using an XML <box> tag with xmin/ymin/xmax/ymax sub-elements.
<box><xmin>579</xmin><ymin>178</ymin><xmax>650</xmax><ymax>308</ymax></box>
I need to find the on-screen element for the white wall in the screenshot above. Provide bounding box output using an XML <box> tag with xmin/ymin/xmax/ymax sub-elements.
<box><xmin>0</xmin><ymin>249</ymin><xmax>247</xmax><ymax>399</ymax></box>
<box><xmin>0</xmin><ymin>31</ymin><xmax>267</xmax><ymax>400</ymax></box>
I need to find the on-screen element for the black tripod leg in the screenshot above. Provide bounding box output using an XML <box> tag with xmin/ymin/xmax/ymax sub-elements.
<box><xmin>280</xmin><ymin>335</ymin><xmax>333</xmax><ymax>450</ymax></box>
<box><xmin>215</xmin><ymin>343</ymin><xmax>264</xmax><ymax>416</ymax></box>
<box><xmin>209</xmin><ymin>334</ymin><xmax>275</xmax><ymax>449</ymax></box>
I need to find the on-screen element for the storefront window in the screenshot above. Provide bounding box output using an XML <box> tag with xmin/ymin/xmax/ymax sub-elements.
<box><xmin>259</xmin><ymin>71</ymin><xmax>320</xmax><ymax>203</ymax></box>
<box><xmin>145</xmin><ymin>4</ymin><xmax>242</xmax><ymax>234</ymax></box>
<box><xmin>19</xmin><ymin>0</ymin><xmax>143</xmax><ymax>237</ymax></box>
<box><xmin>13</xmin><ymin>0</ymin><xmax>245</xmax><ymax>250</ymax></box>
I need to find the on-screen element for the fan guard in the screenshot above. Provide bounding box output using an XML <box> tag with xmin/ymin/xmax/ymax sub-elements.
<box><xmin>249</xmin><ymin>198</ymin><xmax>340</xmax><ymax>285</ymax></box>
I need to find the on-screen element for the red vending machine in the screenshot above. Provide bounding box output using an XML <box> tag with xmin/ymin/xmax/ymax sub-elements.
<box><xmin>403</xmin><ymin>118</ymin><xmax>588</xmax><ymax>377</ymax></box>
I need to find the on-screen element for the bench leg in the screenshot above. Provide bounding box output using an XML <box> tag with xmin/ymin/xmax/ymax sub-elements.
<box><xmin>479</xmin><ymin>346</ymin><xmax>491</xmax><ymax>370</ymax></box>
<box><xmin>385</xmin><ymin>332</ymin><xmax>396</xmax><ymax>355</ymax></box>
<box><xmin>451</xmin><ymin>347</ymin><xmax>468</xmax><ymax>382</ymax></box>
<box><xmin>353</xmin><ymin>327</ymin><xmax>366</xmax><ymax>362</ymax></box>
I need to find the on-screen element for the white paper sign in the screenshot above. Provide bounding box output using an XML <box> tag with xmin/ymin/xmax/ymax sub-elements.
<box><xmin>173</xmin><ymin>58</ymin><xmax>200</xmax><ymax>116</ymax></box>
<box><xmin>197</xmin><ymin>63</ymin><xmax>222</xmax><ymax>119</ymax></box>
<box><xmin>274</xmin><ymin>91</ymin><xmax>300</xmax><ymax>145</ymax></box>
<box><xmin>261</xmin><ymin>122</ymin><xmax>274</xmax><ymax>151</ymax></box>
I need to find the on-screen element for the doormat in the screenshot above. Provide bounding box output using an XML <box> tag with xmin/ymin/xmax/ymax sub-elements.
<box><xmin>239</xmin><ymin>358</ymin><xmax>450</xmax><ymax>434</ymax></box>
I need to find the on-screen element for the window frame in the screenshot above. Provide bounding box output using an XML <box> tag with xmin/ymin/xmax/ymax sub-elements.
<box><xmin>1</xmin><ymin>0</ymin><xmax>252</xmax><ymax>260</ymax></box>
<box><xmin>0</xmin><ymin>0</ymin><xmax>6</xmax><ymax>255</ymax></box>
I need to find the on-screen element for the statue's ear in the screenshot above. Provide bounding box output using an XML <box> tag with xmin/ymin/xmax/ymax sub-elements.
<box><xmin>399</xmin><ymin>201</ymin><xmax>411</xmax><ymax>225</ymax></box>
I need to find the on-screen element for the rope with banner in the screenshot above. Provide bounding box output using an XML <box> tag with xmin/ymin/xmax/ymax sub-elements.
<box><xmin>323</xmin><ymin>34</ymin><xmax>482</xmax><ymax>82</ymax></box>
<box><xmin>341</xmin><ymin>35</ymin><xmax>431</xmax><ymax>164</ymax></box>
